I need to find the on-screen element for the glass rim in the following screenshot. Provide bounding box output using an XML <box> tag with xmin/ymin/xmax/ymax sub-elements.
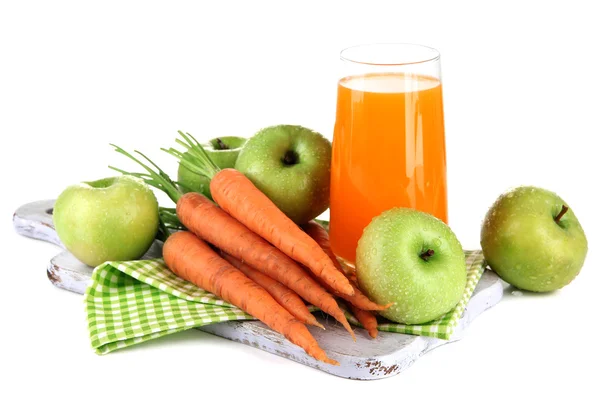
<box><xmin>340</xmin><ymin>43</ymin><xmax>440</xmax><ymax>67</ymax></box>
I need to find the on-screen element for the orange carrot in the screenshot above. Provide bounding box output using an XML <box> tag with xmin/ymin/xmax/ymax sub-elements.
<box><xmin>163</xmin><ymin>231</ymin><xmax>338</xmax><ymax>365</ymax></box>
<box><xmin>222</xmin><ymin>252</ymin><xmax>324</xmax><ymax>330</ymax></box>
<box><xmin>164</xmin><ymin>132</ymin><xmax>354</xmax><ymax>297</ymax></box>
<box><xmin>176</xmin><ymin>192</ymin><xmax>356</xmax><ymax>340</ymax></box>
<box><xmin>211</xmin><ymin>169</ymin><xmax>354</xmax><ymax>296</ymax></box>
<box><xmin>302</xmin><ymin>221</ymin><xmax>392</xmax><ymax>311</ymax></box>
<box><xmin>111</xmin><ymin>143</ymin><xmax>354</xmax><ymax>338</ymax></box>
<box><xmin>348</xmin><ymin>304</ymin><xmax>378</xmax><ymax>339</ymax></box>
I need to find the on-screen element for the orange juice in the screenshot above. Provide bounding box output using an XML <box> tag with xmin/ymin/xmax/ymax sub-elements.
<box><xmin>330</xmin><ymin>72</ymin><xmax>447</xmax><ymax>263</ymax></box>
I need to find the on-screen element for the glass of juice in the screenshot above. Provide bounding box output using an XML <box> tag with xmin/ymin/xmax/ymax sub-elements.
<box><xmin>330</xmin><ymin>43</ymin><xmax>447</xmax><ymax>264</ymax></box>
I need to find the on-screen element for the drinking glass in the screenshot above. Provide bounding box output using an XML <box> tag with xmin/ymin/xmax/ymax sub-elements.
<box><xmin>329</xmin><ymin>43</ymin><xmax>447</xmax><ymax>264</ymax></box>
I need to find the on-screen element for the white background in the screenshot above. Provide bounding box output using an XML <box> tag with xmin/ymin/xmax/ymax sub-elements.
<box><xmin>1</xmin><ymin>1</ymin><xmax>598</xmax><ymax>399</ymax></box>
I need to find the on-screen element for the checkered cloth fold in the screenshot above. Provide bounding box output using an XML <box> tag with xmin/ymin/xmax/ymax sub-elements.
<box><xmin>84</xmin><ymin>251</ymin><xmax>486</xmax><ymax>354</ymax></box>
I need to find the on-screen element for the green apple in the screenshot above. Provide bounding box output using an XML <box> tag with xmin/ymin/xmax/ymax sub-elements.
<box><xmin>234</xmin><ymin>125</ymin><xmax>331</xmax><ymax>224</ymax></box>
<box><xmin>356</xmin><ymin>208</ymin><xmax>467</xmax><ymax>324</ymax></box>
<box><xmin>177</xmin><ymin>136</ymin><xmax>246</xmax><ymax>199</ymax></box>
<box><xmin>481</xmin><ymin>186</ymin><xmax>587</xmax><ymax>292</ymax></box>
<box><xmin>53</xmin><ymin>176</ymin><xmax>159</xmax><ymax>267</ymax></box>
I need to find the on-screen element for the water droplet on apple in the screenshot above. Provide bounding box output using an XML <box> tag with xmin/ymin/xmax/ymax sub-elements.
<box><xmin>433</xmin><ymin>238</ymin><xmax>442</xmax><ymax>247</ymax></box>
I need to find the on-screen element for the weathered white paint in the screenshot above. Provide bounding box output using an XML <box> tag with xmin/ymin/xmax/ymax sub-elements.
<box><xmin>13</xmin><ymin>200</ymin><xmax>503</xmax><ymax>380</ymax></box>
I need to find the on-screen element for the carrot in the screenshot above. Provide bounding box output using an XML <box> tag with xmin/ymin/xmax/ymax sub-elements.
<box><xmin>176</xmin><ymin>193</ymin><xmax>356</xmax><ymax>341</ymax></box>
<box><xmin>212</xmin><ymin>169</ymin><xmax>354</xmax><ymax>296</ymax></box>
<box><xmin>348</xmin><ymin>303</ymin><xmax>378</xmax><ymax>339</ymax></box>
<box><xmin>221</xmin><ymin>252</ymin><xmax>325</xmax><ymax>330</ymax></box>
<box><xmin>109</xmin><ymin>145</ymin><xmax>355</xmax><ymax>340</ymax></box>
<box><xmin>164</xmin><ymin>132</ymin><xmax>355</xmax><ymax>297</ymax></box>
<box><xmin>302</xmin><ymin>221</ymin><xmax>393</xmax><ymax>311</ymax></box>
<box><xmin>163</xmin><ymin>231</ymin><xmax>338</xmax><ymax>365</ymax></box>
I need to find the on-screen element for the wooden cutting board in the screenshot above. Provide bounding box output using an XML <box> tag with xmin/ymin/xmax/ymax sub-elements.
<box><xmin>13</xmin><ymin>200</ymin><xmax>503</xmax><ymax>380</ymax></box>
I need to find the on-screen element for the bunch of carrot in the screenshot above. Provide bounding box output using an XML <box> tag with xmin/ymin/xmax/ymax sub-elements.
<box><xmin>111</xmin><ymin>132</ymin><xmax>391</xmax><ymax>365</ymax></box>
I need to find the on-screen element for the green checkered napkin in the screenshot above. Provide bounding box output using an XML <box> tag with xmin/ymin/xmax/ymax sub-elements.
<box><xmin>84</xmin><ymin>259</ymin><xmax>251</xmax><ymax>354</ymax></box>
<box><xmin>84</xmin><ymin>251</ymin><xmax>486</xmax><ymax>354</ymax></box>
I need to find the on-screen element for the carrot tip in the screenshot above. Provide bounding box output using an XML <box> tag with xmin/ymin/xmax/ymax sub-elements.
<box><xmin>344</xmin><ymin>324</ymin><xmax>357</xmax><ymax>342</ymax></box>
<box><xmin>368</xmin><ymin>302</ymin><xmax>395</xmax><ymax>311</ymax></box>
<box><xmin>368</xmin><ymin>330</ymin><xmax>378</xmax><ymax>339</ymax></box>
<box><xmin>325</xmin><ymin>357</ymin><xmax>340</xmax><ymax>366</ymax></box>
<box><xmin>305</xmin><ymin>314</ymin><xmax>325</xmax><ymax>330</ymax></box>
<box><xmin>337</xmin><ymin>315</ymin><xmax>357</xmax><ymax>341</ymax></box>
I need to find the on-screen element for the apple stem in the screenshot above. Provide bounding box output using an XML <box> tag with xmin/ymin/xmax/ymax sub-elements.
<box><xmin>554</xmin><ymin>205</ymin><xmax>569</xmax><ymax>223</ymax></box>
<box><xmin>420</xmin><ymin>249</ymin><xmax>435</xmax><ymax>261</ymax></box>
<box><xmin>282</xmin><ymin>150</ymin><xmax>299</xmax><ymax>166</ymax></box>
<box><xmin>215</xmin><ymin>138</ymin><xmax>229</xmax><ymax>150</ymax></box>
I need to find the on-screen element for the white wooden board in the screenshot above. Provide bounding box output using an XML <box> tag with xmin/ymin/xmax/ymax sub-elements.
<box><xmin>13</xmin><ymin>200</ymin><xmax>503</xmax><ymax>380</ymax></box>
